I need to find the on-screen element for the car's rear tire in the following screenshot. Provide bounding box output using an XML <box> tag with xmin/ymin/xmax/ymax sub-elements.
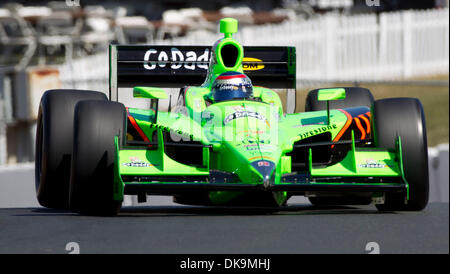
<box><xmin>35</xmin><ymin>89</ymin><xmax>107</xmax><ymax>209</ymax></box>
<box><xmin>305</xmin><ymin>87</ymin><xmax>374</xmax><ymax>111</ymax></box>
<box><xmin>69</xmin><ymin>100</ymin><xmax>126</xmax><ymax>216</ymax></box>
<box><xmin>373</xmin><ymin>98</ymin><xmax>429</xmax><ymax>211</ymax></box>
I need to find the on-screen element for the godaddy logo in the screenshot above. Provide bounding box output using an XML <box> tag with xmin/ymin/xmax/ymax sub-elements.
<box><xmin>243</xmin><ymin>57</ymin><xmax>265</xmax><ymax>71</ymax></box>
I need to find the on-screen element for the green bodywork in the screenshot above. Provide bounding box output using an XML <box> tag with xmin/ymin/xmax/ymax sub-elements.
<box><xmin>113</xmin><ymin>18</ymin><xmax>407</xmax><ymax>205</ymax></box>
<box><xmin>133</xmin><ymin>86</ymin><xmax>168</xmax><ymax>99</ymax></box>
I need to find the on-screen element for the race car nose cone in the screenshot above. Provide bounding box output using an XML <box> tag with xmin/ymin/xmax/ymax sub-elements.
<box><xmin>250</xmin><ymin>160</ymin><xmax>276</xmax><ymax>188</ymax></box>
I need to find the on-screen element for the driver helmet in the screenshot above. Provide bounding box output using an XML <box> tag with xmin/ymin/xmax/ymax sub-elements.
<box><xmin>211</xmin><ymin>71</ymin><xmax>253</xmax><ymax>102</ymax></box>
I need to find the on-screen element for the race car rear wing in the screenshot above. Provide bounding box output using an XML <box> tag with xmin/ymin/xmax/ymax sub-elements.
<box><xmin>109</xmin><ymin>45</ymin><xmax>296</xmax><ymax>112</ymax></box>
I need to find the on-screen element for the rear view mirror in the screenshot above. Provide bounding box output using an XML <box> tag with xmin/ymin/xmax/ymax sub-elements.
<box><xmin>317</xmin><ymin>88</ymin><xmax>346</xmax><ymax>101</ymax></box>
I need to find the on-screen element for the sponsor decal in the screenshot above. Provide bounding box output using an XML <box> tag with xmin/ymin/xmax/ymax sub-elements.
<box><xmin>215</xmin><ymin>84</ymin><xmax>242</xmax><ymax>91</ymax></box>
<box><xmin>242</xmin><ymin>135</ymin><xmax>270</xmax><ymax>145</ymax></box>
<box><xmin>244</xmin><ymin>144</ymin><xmax>275</xmax><ymax>152</ymax></box>
<box><xmin>143</xmin><ymin>48</ymin><xmax>210</xmax><ymax>70</ymax></box>
<box><xmin>243</xmin><ymin>139</ymin><xmax>270</xmax><ymax>145</ymax></box>
<box><xmin>122</xmin><ymin>157</ymin><xmax>158</xmax><ymax>168</ymax></box>
<box><xmin>297</xmin><ymin>124</ymin><xmax>337</xmax><ymax>139</ymax></box>
<box><xmin>243</xmin><ymin>57</ymin><xmax>265</xmax><ymax>71</ymax></box>
<box><xmin>359</xmin><ymin>159</ymin><xmax>388</xmax><ymax>169</ymax></box>
<box><xmin>224</xmin><ymin>111</ymin><xmax>270</xmax><ymax>127</ymax></box>
<box><xmin>122</xmin><ymin>162</ymin><xmax>156</xmax><ymax>167</ymax></box>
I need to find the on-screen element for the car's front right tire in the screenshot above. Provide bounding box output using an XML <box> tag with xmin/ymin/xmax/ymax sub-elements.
<box><xmin>69</xmin><ymin>100</ymin><xmax>126</xmax><ymax>216</ymax></box>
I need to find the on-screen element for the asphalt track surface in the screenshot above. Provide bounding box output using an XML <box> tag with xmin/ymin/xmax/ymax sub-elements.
<box><xmin>0</xmin><ymin>203</ymin><xmax>448</xmax><ymax>254</ymax></box>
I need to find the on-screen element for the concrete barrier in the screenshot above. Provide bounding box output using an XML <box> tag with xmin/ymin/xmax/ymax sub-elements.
<box><xmin>0</xmin><ymin>163</ymin><xmax>39</xmax><ymax>208</ymax></box>
<box><xmin>0</xmin><ymin>145</ymin><xmax>448</xmax><ymax>208</ymax></box>
<box><xmin>428</xmin><ymin>144</ymin><xmax>449</xmax><ymax>203</ymax></box>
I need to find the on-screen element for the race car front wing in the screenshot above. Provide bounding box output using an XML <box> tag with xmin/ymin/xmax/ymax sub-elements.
<box><xmin>113</xmin><ymin>132</ymin><xmax>408</xmax><ymax>201</ymax></box>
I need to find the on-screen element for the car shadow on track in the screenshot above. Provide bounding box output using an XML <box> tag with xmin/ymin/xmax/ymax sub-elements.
<box><xmin>9</xmin><ymin>208</ymin><xmax>78</xmax><ymax>217</ymax></box>
<box><xmin>8</xmin><ymin>204</ymin><xmax>397</xmax><ymax>217</ymax></box>
<box><xmin>116</xmin><ymin>203</ymin><xmax>395</xmax><ymax>217</ymax></box>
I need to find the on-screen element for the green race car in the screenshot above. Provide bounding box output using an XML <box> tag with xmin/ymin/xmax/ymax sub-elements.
<box><xmin>35</xmin><ymin>18</ymin><xmax>429</xmax><ymax>216</ymax></box>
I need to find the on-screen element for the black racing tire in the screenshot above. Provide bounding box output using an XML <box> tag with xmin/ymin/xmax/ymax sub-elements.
<box><xmin>35</xmin><ymin>89</ymin><xmax>107</xmax><ymax>209</ymax></box>
<box><xmin>308</xmin><ymin>196</ymin><xmax>372</xmax><ymax>206</ymax></box>
<box><xmin>69</xmin><ymin>100</ymin><xmax>126</xmax><ymax>216</ymax></box>
<box><xmin>373</xmin><ymin>98</ymin><xmax>429</xmax><ymax>211</ymax></box>
<box><xmin>305</xmin><ymin>87</ymin><xmax>374</xmax><ymax>111</ymax></box>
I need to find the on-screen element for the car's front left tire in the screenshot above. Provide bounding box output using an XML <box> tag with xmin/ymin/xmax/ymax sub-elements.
<box><xmin>372</xmin><ymin>98</ymin><xmax>429</xmax><ymax>211</ymax></box>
